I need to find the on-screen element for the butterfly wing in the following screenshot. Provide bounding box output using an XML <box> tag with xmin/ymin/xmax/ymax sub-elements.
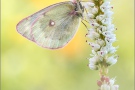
<box><xmin>17</xmin><ymin>1</ymin><xmax>81</xmax><ymax>49</ymax></box>
<box><xmin>16</xmin><ymin>2</ymin><xmax>67</xmax><ymax>40</ymax></box>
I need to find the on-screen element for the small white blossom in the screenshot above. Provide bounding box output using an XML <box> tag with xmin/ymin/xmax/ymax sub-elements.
<box><xmin>86</xmin><ymin>29</ymin><xmax>100</xmax><ymax>40</ymax></box>
<box><xmin>97</xmin><ymin>25</ymin><xmax>107</xmax><ymax>33</ymax></box>
<box><xmin>100</xmin><ymin>1</ymin><xmax>112</xmax><ymax>12</ymax></box>
<box><xmin>101</xmin><ymin>18</ymin><xmax>112</xmax><ymax>25</ymax></box>
<box><xmin>89</xmin><ymin>64</ymin><xmax>98</xmax><ymax>70</ymax></box>
<box><xmin>89</xmin><ymin>42</ymin><xmax>100</xmax><ymax>51</ymax></box>
<box><xmin>100</xmin><ymin>44</ymin><xmax>117</xmax><ymax>54</ymax></box>
<box><xmin>89</xmin><ymin>19</ymin><xmax>99</xmax><ymax>27</ymax></box>
<box><xmin>87</xmin><ymin>2</ymin><xmax>95</xmax><ymax>7</ymax></box>
<box><xmin>102</xmin><ymin>31</ymin><xmax>116</xmax><ymax>39</ymax></box>
<box><xmin>96</xmin><ymin>39</ymin><xmax>105</xmax><ymax>46</ymax></box>
<box><xmin>107</xmin><ymin>24</ymin><xmax>115</xmax><ymax>31</ymax></box>
<box><xmin>89</xmin><ymin>55</ymin><xmax>103</xmax><ymax>70</ymax></box>
<box><xmin>112</xmin><ymin>85</ymin><xmax>119</xmax><ymax>90</ymax></box>
<box><xmin>105</xmin><ymin>37</ymin><xmax>116</xmax><ymax>44</ymax></box>
<box><xmin>89</xmin><ymin>56</ymin><xmax>99</xmax><ymax>65</ymax></box>
<box><xmin>102</xmin><ymin>1</ymin><xmax>110</xmax><ymax>7</ymax></box>
<box><xmin>92</xmin><ymin>50</ymin><xmax>97</xmax><ymax>55</ymax></box>
<box><xmin>110</xmin><ymin>79</ymin><xmax>119</xmax><ymax>90</ymax></box>
<box><xmin>106</xmin><ymin>55</ymin><xmax>118</xmax><ymax>65</ymax></box>
<box><xmin>91</xmin><ymin>22</ymin><xmax>100</xmax><ymax>27</ymax></box>
<box><xmin>101</xmin><ymin>25</ymin><xmax>107</xmax><ymax>31</ymax></box>
<box><xmin>105</xmin><ymin>10</ymin><xmax>114</xmax><ymax>17</ymax></box>
<box><xmin>84</xmin><ymin>2</ymin><xmax>95</xmax><ymax>8</ymax></box>
<box><xmin>96</xmin><ymin>15</ymin><xmax>105</xmax><ymax>21</ymax></box>
<box><xmin>102</xmin><ymin>31</ymin><xmax>111</xmax><ymax>36</ymax></box>
<box><xmin>89</xmin><ymin>56</ymin><xmax>99</xmax><ymax>64</ymax></box>
<box><xmin>97</xmin><ymin>50</ymin><xmax>107</xmax><ymax>57</ymax></box>
<box><xmin>101</xmin><ymin>84</ymin><xmax>110</xmax><ymax>90</ymax></box>
<box><xmin>91</xmin><ymin>7</ymin><xmax>98</xmax><ymax>14</ymax></box>
<box><xmin>88</xmin><ymin>13</ymin><xmax>95</xmax><ymax>19</ymax></box>
<box><xmin>108</xmin><ymin>46</ymin><xmax>118</xmax><ymax>54</ymax></box>
<box><xmin>109</xmin><ymin>78</ymin><xmax>115</xmax><ymax>85</ymax></box>
<box><xmin>89</xmin><ymin>19</ymin><xmax>97</xmax><ymax>23</ymax></box>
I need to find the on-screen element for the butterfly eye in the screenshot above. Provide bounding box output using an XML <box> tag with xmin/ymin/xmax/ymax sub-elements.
<box><xmin>49</xmin><ymin>20</ymin><xmax>55</xmax><ymax>26</ymax></box>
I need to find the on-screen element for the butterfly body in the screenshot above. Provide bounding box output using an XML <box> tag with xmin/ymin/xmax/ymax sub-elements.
<box><xmin>17</xmin><ymin>0</ymin><xmax>84</xmax><ymax>49</ymax></box>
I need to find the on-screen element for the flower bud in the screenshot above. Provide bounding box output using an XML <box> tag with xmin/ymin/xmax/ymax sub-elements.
<box><xmin>97</xmin><ymin>80</ymin><xmax>102</xmax><ymax>87</ymax></box>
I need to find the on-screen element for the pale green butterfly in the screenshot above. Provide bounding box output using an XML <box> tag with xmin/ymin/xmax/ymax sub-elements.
<box><xmin>16</xmin><ymin>0</ymin><xmax>87</xmax><ymax>49</ymax></box>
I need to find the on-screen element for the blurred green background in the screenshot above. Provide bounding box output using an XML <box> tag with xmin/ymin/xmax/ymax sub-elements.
<box><xmin>1</xmin><ymin>0</ymin><xmax>134</xmax><ymax>90</ymax></box>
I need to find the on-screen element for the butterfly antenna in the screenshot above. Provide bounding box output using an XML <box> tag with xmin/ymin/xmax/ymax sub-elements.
<box><xmin>81</xmin><ymin>21</ymin><xmax>89</xmax><ymax>30</ymax></box>
<box><xmin>83</xmin><ymin>19</ymin><xmax>89</xmax><ymax>23</ymax></box>
<box><xmin>83</xmin><ymin>6</ymin><xmax>88</xmax><ymax>15</ymax></box>
<box><xmin>82</xmin><ymin>6</ymin><xmax>89</xmax><ymax>23</ymax></box>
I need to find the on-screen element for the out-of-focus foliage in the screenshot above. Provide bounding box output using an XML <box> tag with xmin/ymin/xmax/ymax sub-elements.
<box><xmin>1</xmin><ymin>0</ymin><xmax>134</xmax><ymax>90</ymax></box>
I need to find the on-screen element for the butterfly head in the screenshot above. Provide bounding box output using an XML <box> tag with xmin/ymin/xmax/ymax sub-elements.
<box><xmin>74</xmin><ymin>0</ymin><xmax>84</xmax><ymax>17</ymax></box>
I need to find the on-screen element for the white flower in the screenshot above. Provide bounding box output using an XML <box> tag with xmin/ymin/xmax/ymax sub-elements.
<box><xmin>97</xmin><ymin>50</ymin><xmax>107</xmax><ymax>57</ymax></box>
<box><xmin>91</xmin><ymin>7</ymin><xmax>98</xmax><ymax>14</ymax></box>
<box><xmin>102</xmin><ymin>31</ymin><xmax>111</xmax><ymax>36</ymax></box>
<box><xmin>108</xmin><ymin>46</ymin><xmax>118</xmax><ymax>54</ymax></box>
<box><xmin>101</xmin><ymin>45</ymin><xmax>117</xmax><ymax>54</ymax></box>
<box><xmin>100</xmin><ymin>46</ymin><xmax>108</xmax><ymax>52</ymax></box>
<box><xmin>101</xmin><ymin>84</ymin><xmax>110</xmax><ymax>90</ymax></box>
<box><xmin>87</xmin><ymin>2</ymin><xmax>95</xmax><ymax>7</ymax></box>
<box><xmin>86</xmin><ymin>29</ymin><xmax>100</xmax><ymax>40</ymax></box>
<box><xmin>89</xmin><ymin>42</ymin><xmax>100</xmax><ymax>51</ymax></box>
<box><xmin>96</xmin><ymin>39</ymin><xmax>105</xmax><ymax>46</ymax></box>
<box><xmin>102</xmin><ymin>1</ymin><xmax>110</xmax><ymax>7</ymax></box>
<box><xmin>96</xmin><ymin>15</ymin><xmax>105</xmax><ymax>21</ymax></box>
<box><xmin>100</xmin><ymin>1</ymin><xmax>112</xmax><ymax>12</ymax></box>
<box><xmin>89</xmin><ymin>19</ymin><xmax>99</xmax><ymax>27</ymax></box>
<box><xmin>105</xmin><ymin>37</ymin><xmax>116</xmax><ymax>44</ymax></box>
<box><xmin>88</xmin><ymin>13</ymin><xmax>95</xmax><ymax>19</ymax></box>
<box><xmin>89</xmin><ymin>56</ymin><xmax>98</xmax><ymax>64</ymax></box>
<box><xmin>101</xmin><ymin>25</ymin><xmax>107</xmax><ymax>31</ymax></box>
<box><xmin>89</xmin><ymin>56</ymin><xmax>98</xmax><ymax>65</ymax></box>
<box><xmin>83</xmin><ymin>2</ymin><xmax>95</xmax><ymax>8</ymax></box>
<box><xmin>109</xmin><ymin>78</ymin><xmax>115</xmax><ymax>85</ymax></box>
<box><xmin>109</xmin><ymin>78</ymin><xmax>119</xmax><ymax>90</ymax></box>
<box><xmin>106</xmin><ymin>55</ymin><xmax>118</xmax><ymax>65</ymax></box>
<box><xmin>86</xmin><ymin>0</ymin><xmax>118</xmax><ymax>72</ymax></box>
<box><xmin>86</xmin><ymin>0</ymin><xmax>119</xmax><ymax>89</ymax></box>
<box><xmin>89</xmin><ymin>55</ymin><xmax>103</xmax><ymax>70</ymax></box>
<box><xmin>97</xmin><ymin>25</ymin><xmax>107</xmax><ymax>33</ymax></box>
<box><xmin>105</xmin><ymin>11</ymin><xmax>114</xmax><ymax>17</ymax></box>
<box><xmin>102</xmin><ymin>31</ymin><xmax>116</xmax><ymax>39</ymax></box>
<box><xmin>89</xmin><ymin>64</ymin><xmax>98</xmax><ymax>70</ymax></box>
<box><xmin>111</xmin><ymin>85</ymin><xmax>119</xmax><ymax>90</ymax></box>
<box><xmin>101</xmin><ymin>18</ymin><xmax>112</xmax><ymax>25</ymax></box>
<box><xmin>91</xmin><ymin>23</ymin><xmax>100</xmax><ymax>27</ymax></box>
<box><xmin>107</xmin><ymin>24</ymin><xmax>115</xmax><ymax>31</ymax></box>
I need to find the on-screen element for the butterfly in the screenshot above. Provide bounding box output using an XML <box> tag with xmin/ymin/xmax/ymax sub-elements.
<box><xmin>16</xmin><ymin>0</ymin><xmax>87</xmax><ymax>49</ymax></box>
